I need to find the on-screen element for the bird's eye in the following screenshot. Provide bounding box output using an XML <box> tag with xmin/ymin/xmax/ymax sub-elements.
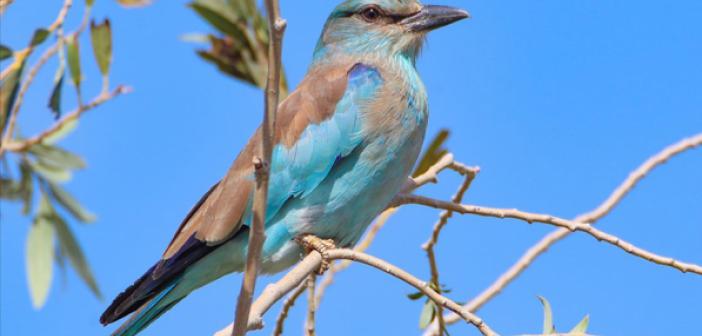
<box><xmin>360</xmin><ymin>7</ymin><xmax>382</xmax><ymax>22</ymax></box>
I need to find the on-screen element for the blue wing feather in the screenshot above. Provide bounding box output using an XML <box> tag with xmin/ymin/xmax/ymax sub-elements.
<box><xmin>263</xmin><ymin>64</ymin><xmax>383</xmax><ymax>222</ymax></box>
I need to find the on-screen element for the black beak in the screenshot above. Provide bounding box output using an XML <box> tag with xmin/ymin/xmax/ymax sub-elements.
<box><xmin>400</xmin><ymin>5</ymin><xmax>470</xmax><ymax>32</ymax></box>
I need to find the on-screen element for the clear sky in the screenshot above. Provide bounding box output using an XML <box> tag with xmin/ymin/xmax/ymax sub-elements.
<box><xmin>2</xmin><ymin>1</ymin><xmax>701</xmax><ymax>335</ymax></box>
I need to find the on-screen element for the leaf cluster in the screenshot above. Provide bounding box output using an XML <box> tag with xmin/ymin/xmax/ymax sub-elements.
<box><xmin>1</xmin><ymin>0</ymin><xmax>116</xmax><ymax>309</ymax></box>
<box><xmin>187</xmin><ymin>0</ymin><xmax>288</xmax><ymax>96</ymax></box>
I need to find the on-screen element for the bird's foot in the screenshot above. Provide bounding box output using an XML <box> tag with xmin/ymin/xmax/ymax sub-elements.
<box><xmin>295</xmin><ymin>234</ymin><xmax>336</xmax><ymax>275</ymax></box>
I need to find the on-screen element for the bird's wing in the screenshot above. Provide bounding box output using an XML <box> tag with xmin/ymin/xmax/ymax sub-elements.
<box><xmin>100</xmin><ymin>62</ymin><xmax>384</xmax><ymax>324</ymax></box>
<box><xmin>163</xmin><ymin>62</ymin><xmax>383</xmax><ymax>259</ymax></box>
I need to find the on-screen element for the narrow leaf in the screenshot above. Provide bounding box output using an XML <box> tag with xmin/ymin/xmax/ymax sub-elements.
<box><xmin>407</xmin><ymin>291</ymin><xmax>425</xmax><ymax>301</ymax></box>
<box><xmin>0</xmin><ymin>178</ymin><xmax>22</xmax><ymax>199</ymax></box>
<box><xmin>66</xmin><ymin>35</ymin><xmax>82</xmax><ymax>94</ymax></box>
<box><xmin>30</xmin><ymin>28</ymin><xmax>50</xmax><ymax>47</ymax></box>
<box><xmin>52</xmin><ymin>212</ymin><xmax>101</xmax><ymax>297</ymax></box>
<box><xmin>538</xmin><ymin>296</ymin><xmax>556</xmax><ymax>334</ymax></box>
<box><xmin>569</xmin><ymin>314</ymin><xmax>590</xmax><ymax>334</ymax></box>
<box><xmin>0</xmin><ymin>45</ymin><xmax>11</xmax><ymax>60</ymax></box>
<box><xmin>19</xmin><ymin>159</ymin><xmax>34</xmax><ymax>215</ymax></box>
<box><xmin>0</xmin><ymin>56</ymin><xmax>26</xmax><ymax>132</ymax></box>
<box><xmin>26</xmin><ymin>215</ymin><xmax>55</xmax><ymax>308</ymax></box>
<box><xmin>29</xmin><ymin>143</ymin><xmax>86</xmax><ymax>170</ymax></box>
<box><xmin>27</xmin><ymin>160</ymin><xmax>71</xmax><ymax>183</ymax></box>
<box><xmin>47</xmin><ymin>181</ymin><xmax>96</xmax><ymax>223</ymax></box>
<box><xmin>44</xmin><ymin>119</ymin><xmax>78</xmax><ymax>144</ymax></box>
<box><xmin>412</xmin><ymin>129</ymin><xmax>450</xmax><ymax>177</ymax></box>
<box><xmin>419</xmin><ymin>301</ymin><xmax>436</xmax><ymax>329</ymax></box>
<box><xmin>90</xmin><ymin>19</ymin><xmax>112</xmax><ymax>76</ymax></box>
<box><xmin>48</xmin><ymin>65</ymin><xmax>65</xmax><ymax>118</ymax></box>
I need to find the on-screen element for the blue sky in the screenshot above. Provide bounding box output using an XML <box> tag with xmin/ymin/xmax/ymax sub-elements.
<box><xmin>2</xmin><ymin>1</ymin><xmax>701</xmax><ymax>335</ymax></box>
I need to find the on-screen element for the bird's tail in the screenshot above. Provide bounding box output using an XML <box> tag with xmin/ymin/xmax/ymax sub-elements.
<box><xmin>110</xmin><ymin>281</ymin><xmax>182</xmax><ymax>336</ymax></box>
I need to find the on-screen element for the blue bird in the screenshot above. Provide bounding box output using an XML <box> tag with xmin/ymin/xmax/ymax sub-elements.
<box><xmin>100</xmin><ymin>1</ymin><xmax>468</xmax><ymax>334</ymax></box>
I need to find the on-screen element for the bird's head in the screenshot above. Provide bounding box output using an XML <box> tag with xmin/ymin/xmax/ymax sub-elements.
<box><xmin>313</xmin><ymin>0</ymin><xmax>469</xmax><ymax>64</ymax></box>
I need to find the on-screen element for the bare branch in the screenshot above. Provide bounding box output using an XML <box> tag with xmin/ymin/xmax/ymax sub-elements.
<box><xmin>398</xmin><ymin>193</ymin><xmax>702</xmax><ymax>275</ymax></box>
<box><xmin>272</xmin><ymin>281</ymin><xmax>307</xmax><ymax>336</ymax></box>
<box><xmin>423</xmin><ymin>133</ymin><xmax>702</xmax><ymax>335</ymax></box>
<box><xmin>216</xmin><ymin>248</ymin><xmax>497</xmax><ymax>336</ymax></box>
<box><xmin>1</xmin><ymin>86</ymin><xmax>130</xmax><ymax>154</ymax></box>
<box><xmin>304</xmin><ymin>274</ymin><xmax>317</xmax><ymax>336</ymax></box>
<box><xmin>422</xmin><ymin>169</ymin><xmax>478</xmax><ymax>335</ymax></box>
<box><xmin>230</xmin><ymin>1</ymin><xmax>286</xmax><ymax>335</ymax></box>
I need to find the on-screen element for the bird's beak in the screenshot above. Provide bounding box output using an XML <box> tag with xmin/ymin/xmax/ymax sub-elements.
<box><xmin>400</xmin><ymin>5</ymin><xmax>470</xmax><ymax>32</ymax></box>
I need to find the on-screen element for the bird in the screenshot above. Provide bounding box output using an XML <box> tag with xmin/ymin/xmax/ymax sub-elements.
<box><xmin>100</xmin><ymin>1</ymin><xmax>469</xmax><ymax>335</ymax></box>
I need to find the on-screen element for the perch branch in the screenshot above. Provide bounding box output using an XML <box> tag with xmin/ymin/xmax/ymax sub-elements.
<box><xmin>215</xmin><ymin>248</ymin><xmax>497</xmax><ymax>336</ymax></box>
<box><xmin>230</xmin><ymin>1</ymin><xmax>286</xmax><ymax>335</ymax></box>
<box><xmin>424</xmin><ymin>132</ymin><xmax>702</xmax><ymax>335</ymax></box>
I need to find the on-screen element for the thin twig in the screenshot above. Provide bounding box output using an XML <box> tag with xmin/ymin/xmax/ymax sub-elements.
<box><xmin>216</xmin><ymin>248</ymin><xmax>497</xmax><ymax>336</ymax></box>
<box><xmin>2</xmin><ymin>43</ymin><xmax>61</xmax><ymax>145</ymax></box>
<box><xmin>271</xmin><ymin>281</ymin><xmax>307</xmax><ymax>336</ymax></box>
<box><xmin>425</xmin><ymin>133</ymin><xmax>702</xmax><ymax>335</ymax></box>
<box><xmin>397</xmin><ymin>193</ymin><xmax>702</xmax><ymax>275</ymax></box>
<box><xmin>1</xmin><ymin>86</ymin><xmax>130</xmax><ymax>154</ymax></box>
<box><xmin>304</xmin><ymin>274</ymin><xmax>317</xmax><ymax>336</ymax></box>
<box><xmin>230</xmin><ymin>1</ymin><xmax>286</xmax><ymax>335</ymax></box>
<box><xmin>422</xmin><ymin>170</ymin><xmax>478</xmax><ymax>335</ymax></box>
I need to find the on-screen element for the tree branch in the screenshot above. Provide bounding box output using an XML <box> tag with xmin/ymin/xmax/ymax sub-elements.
<box><xmin>1</xmin><ymin>86</ymin><xmax>130</xmax><ymax>154</ymax></box>
<box><xmin>422</xmin><ymin>169</ymin><xmax>478</xmax><ymax>335</ymax></box>
<box><xmin>397</xmin><ymin>193</ymin><xmax>702</xmax><ymax>275</ymax></box>
<box><xmin>424</xmin><ymin>132</ymin><xmax>702</xmax><ymax>335</ymax></box>
<box><xmin>215</xmin><ymin>248</ymin><xmax>497</xmax><ymax>336</ymax></box>
<box><xmin>304</xmin><ymin>274</ymin><xmax>317</xmax><ymax>336</ymax></box>
<box><xmin>272</xmin><ymin>281</ymin><xmax>307</xmax><ymax>336</ymax></box>
<box><xmin>230</xmin><ymin>1</ymin><xmax>286</xmax><ymax>335</ymax></box>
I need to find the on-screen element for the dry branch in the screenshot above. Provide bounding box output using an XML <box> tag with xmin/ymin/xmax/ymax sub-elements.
<box><xmin>230</xmin><ymin>1</ymin><xmax>286</xmax><ymax>335</ymax></box>
<box><xmin>397</xmin><ymin>194</ymin><xmax>702</xmax><ymax>275</ymax></box>
<box><xmin>1</xmin><ymin>86</ymin><xmax>130</xmax><ymax>154</ymax></box>
<box><xmin>215</xmin><ymin>248</ymin><xmax>497</xmax><ymax>336</ymax></box>
<box><xmin>424</xmin><ymin>132</ymin><xmax>702</xmax><ymax>335</ymax></box>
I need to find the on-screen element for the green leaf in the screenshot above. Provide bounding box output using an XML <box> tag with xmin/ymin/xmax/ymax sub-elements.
<box><xmin>26</xmin><ymin>215</ymin><xmax>55</xmax><ymax>309</ymax></box>
<box><xmin>19</xmin><ymin>159</ymin><xmax>34</xmax><ymax>215</ymax></box>
<box><xmin>189</xmin><ymin>0</ymin><xmax>244</xmax><ymax>37</ymax></box>
<box><xmin>51</xmin><ymin>212</ymin><xmax>101</xmax><ymax>298</ymax></box>
<box><xmin>0</xmin><ymin>56</ymin><xmax>26</xmax><ymax>132</ymax></box>
<box><xmin>29</xmin><ymin>143</ymin><xmax>86</xmax><ymax>170</ymax></box>
<box><xmin>47</xmin><ymin>181</ymin><xmax>96</xmax><ymax>223</ymax></box>
<box><xmin>27</xmin><ymin>159</ymin><xmax>71</xmax><ymax>183</ymax></box>
<box><xmin>90</xmin><ymin>19</ymin><xmax>112</xmax><ymax>76</ymax></box>
<box><xmin>48</xmin><ymin>64</ymin><xmax>65</xmax><ymax>118</ymax></box>
<box><xmin>412</xmin><ymin>129</ymin><xmax>450</xmax><ymax>177</ymax></box>
<box><xmin>0</xmin><ymin>44</ymin><xmax>11</xmax><ymax>60</ymax></box>
<box><xmin>66</xmin><ymin>35</ymin><xmax>82</xmax><ymax>93</ymax></box>
<box><xmin>44</xmin><ymin>119</ymin><xmax>78</xmax><ymax>144</ymax></box>
<box><xmin>569</xmin><ymin>314</ymin><xmax>590</xmax><ymax>334</ymax></box>
<box><xmin>30</xmin><ymin>28</ymin><xmax>50</xmax><ymax>47</ymax></box>
<box><xmin>407</xmin><ymin>291</ymin><xmax>425</xmax><ymax>301</ymax></box>
<box><xmin>419</xmin><ymin>300</ymin><xmax>436</xmax><ymax>329</ymax></box>
<box><xmin>538</xmin><ymin>296</ymin><xmax>556</xmax><ymax>334</ymax></box>
<box><xmin>0</xmin><ymin>178</ymin><xmax>22</xmax><ymax>199</ymax></box>
<box><xmin>86</xmin><ymin>0</ymin><xmax>95</xmax><ymax>8</ymax></box>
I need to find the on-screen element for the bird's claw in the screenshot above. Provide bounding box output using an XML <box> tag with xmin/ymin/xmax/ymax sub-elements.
<box><xmin>295</xmin><ymin>234</ymin><xmax>336</xmax><ymax>275</ymax></box>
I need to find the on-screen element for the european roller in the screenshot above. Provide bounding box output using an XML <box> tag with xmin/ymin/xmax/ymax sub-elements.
<box><xmin>100</xmin><ymin>1</ymin><xmax>468</xmax><ymax>334</ymax></box>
